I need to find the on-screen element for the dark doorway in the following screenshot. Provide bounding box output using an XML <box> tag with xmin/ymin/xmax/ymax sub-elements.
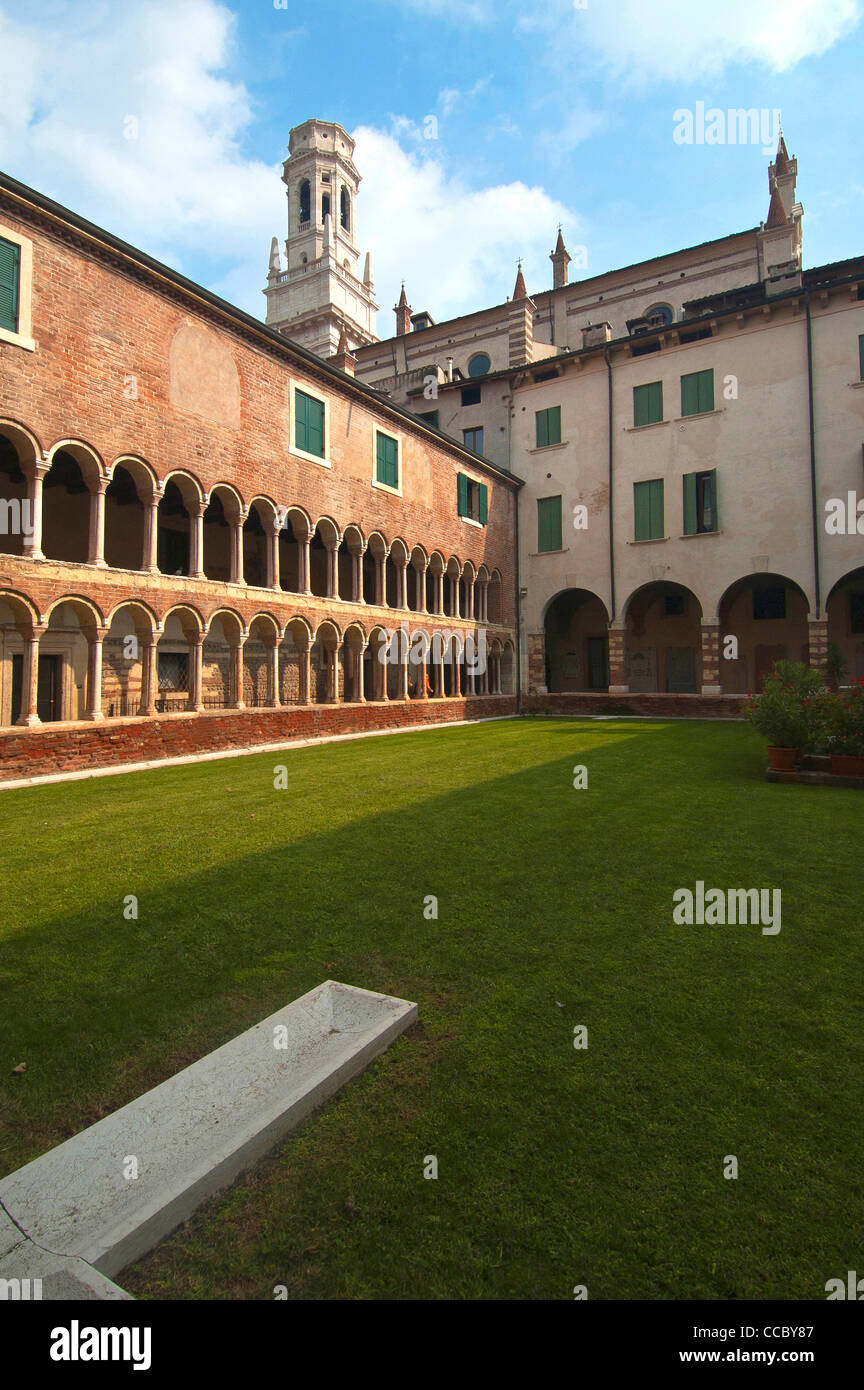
<box><xmin>11</xmin><ymin>652</ymin><xmax>61</xmax><ymax>723</ymax></box>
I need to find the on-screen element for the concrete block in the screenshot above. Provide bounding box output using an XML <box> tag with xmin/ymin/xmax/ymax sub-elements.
<box><xmin>0</xmin><ymin>1245</ymin><xmax>133</xmax><ymax>1300</ymax></box>
<box><xmin>0</xmin><ymin>981</ymin><xmax>417</xmax><ymax>1280</ymax></box>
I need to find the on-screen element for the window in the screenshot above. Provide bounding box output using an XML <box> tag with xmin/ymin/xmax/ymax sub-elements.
<box><xmin>633</xmin><ymin>381</ymin><xmax>663</xmax><ymax>427</ymax></box>
<box><xmin>683</xmin><ymin>469</ymin><xmax>718</xmax><ymax>534</ymax></box>
<box><xmin>0</xmin><ymin>236</ymin><xmax>20</xmax><ymax>334</ymax></box>
<box><xmin>299</xmin><ymin>180</ymin><xmax>311</xmax><ymax>225</ymax></box>
<box><xmin>417</xmin><ymin>410</ymin><xmax>439</xmax><ymax>429</ymax></box>
<box><xmin>681</xmin><ymin>368</ymin><xmax>714</xmax><ymax>416</ymax></box>
<box><xmin>340</xmin><ymin>186</ymin><xmax>351</xmax><ymax>232</ymax></box>
<box><xmin>321</xmin><ymin>193</ymin><xmax>331</xmax><ymax>223</ymax></box>
<box><xmin>375</xmin><ymin>430</ymin><xmax>399</xmax><ymax>490</ymax></box>
<box><xmin>645</xmin><ymin>304</ymin><xmax>674</xmax><ymax>326</ymax></box>
<box><xmin>535</xmin><ymin>405</ymin><xmax>562</xmax><ymax>448</ymax></box>
<box><xmin>753</xmin><ymin>585</ymin><xmax>786</xmax><ymax>621</ymax></box>
<box><xmin>851</xmin><ymin>592</ymin><xmax>864</xmax><ymax>634</ymax></box>
<box><xmin>467</xmin><ymin>353</ymin><xmax>491</xmax><ymax>378</ymax></box>
<box><xmin>293</xmin><ymin>387</ymin><xmax>326</xmax><ymax>460</ymax></box>
<box><xmin>859</xmin><ymin>334</ymin><xmax>864</xmax><ymax>381</ymax></box>
<box><xmin>664</xmin><ymin>594</ymin><xmax>685</xmax><ymax>616</ymax></box>
<box><xmin>158</xmin><ymin>652</ymin><xmax>188</xmax><ymax>692</ymax></box>
<box><xmin>634</xmin><ymin>479</ymin><xmax>664</xmax><ymax>541</ymax></box>
<box><xmin>537</xmin><ymin>496</ymin><xmax>563</xmax><ymax>552</ymax></box>
<box><xmin>679</xmin><ymin>326</ymin><xmax>712</xmax><ymax>343</ymax></box>
<box><xmin>463</xmin><ymin>427</ymin><xmax>484</xmax><ymax>454</ymax></box>
<box><xmin>461</xmin><ymin>385</ymin><xmax>481</xmax><ymax>407</ymax></box>
<box><xmin>457</xmin><ymin>473</ymin><xmax>488</xmax><ymax>525</ymax></box>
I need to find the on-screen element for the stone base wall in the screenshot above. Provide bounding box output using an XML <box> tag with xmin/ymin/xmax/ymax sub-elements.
<box><xmin>0</xmin><ymin>696</ymin><xmax>517</xmax><ymax>782</ymax></box>
<box><xmin>522</xmin><ymin>692</ymin><xmax>747</xmax><ymax>718</ymax></box>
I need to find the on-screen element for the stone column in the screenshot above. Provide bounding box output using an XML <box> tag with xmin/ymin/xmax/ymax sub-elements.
<box><xmin>267</xmin><ymin>519</ymin><xmax>280</xmax><ymax>591</ymax></box>
<box><xmin>700</xmin><ymin>622</ymin><xmax>722</xmax><ymax>696</ymax></box>
<box><xmin>140</xmin><ymin>638</ymin><xmax>157</xmax><ymax>717</ymax></box>
<box><xmin>432</xmin><ymin>639</ymin><xmax>444</xmax><ymax>698</ymax></box>
<box><xmin>17</xmin><ymin>629</ymin><xmax>42</xmax><ymax>725</ymax></box>
<box><xmin>231</xmin><ymin>639</ymin><xmax>246</xmax><ymax>709</ymax></box>
<box><xmin>327</xmin><ymin>645</ymin><xmax>340</xmax><ymax>703</ymax></box>
<box><xmin>143</xmin><ymin>495</ymin><xmax>160</xmax><ymax>572</ymax></box>
<box><xmin>189</xmin><ymin>505</ymin><xmax>205</xmax><ymax>579</ymax></box>
<box><xmin>807</xmin><ymin>617</ymin><xmax>829</xmax><ymax>673</ymax></box>
<box><xmin>466</xmin><ymin>576</ymin><xmax>475</xmax><ymax>620</ymax></box>
<box><xmin>608</xmin><ymin>625</ymin><xmax>628</xmax><ymax>693</ymax></box>
<box><xmin>190</xmin><ymin>634</ymin><xmax>204</xmax><ymax>711</ymax></box>
<box><xmin>357</xmin><ymin>647</ymin><xmax>366</xmax><ymax>702</ymax></box>
<box><xmin>435</xmin><ymin>572</ymin><xmax>444</xmax><ymax>617</ymax></box>
<box><xmin>299</xmin><ymin>645</ymin><xmax>311</xmax><ymax>704</ymax></box>
<box><xmin>352</xmin><ymin>549</ymin><xmax>363</xmax><ymax>603</ymax></box>
<box><xmin>268</xmin><ymin>643</ymin><xmax>280</xmax><ymax>707</ymax></box>
<box><xmin>299</xmin><ymin>534</ymin><xmax>312</xmax><ymax>595</ymax></box>
<box><xmin>326</xmin><ymin>545</ymin><xmax>339</xmax><ymax>600</ymax></box>
<box><xmin>231</xmin><ymin>513</ymin><xmax>246</xmax><ymax>585</ymax></box>
<box><xmin>85</xmin><ymin>629</ymin><xmax>107</xmax><ymax>720</ymax></box>
<box><xmin>88</xmin><ymin>480</ymin><xmax>107</xmax><ymax>567</ymax></box>
<box><xmin>23</xmin><ymin>467</ymin><xmax>46</xmax><ymax>560</ymax></box>
<box><xmin>376</xmin><ymin>554</ymin><xmax>387</xmax><ymax>607</ymax></box>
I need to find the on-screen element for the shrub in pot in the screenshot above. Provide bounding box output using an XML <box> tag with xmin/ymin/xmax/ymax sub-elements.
<box><xmin>821</xmin><ymin>679</ymin><xmax>864</xmax><ymax>776</ymax></box>
<box><xmin>745</xmin><ymin>661</ymin><xmax>822</xmax><ymax>770</ymax></box>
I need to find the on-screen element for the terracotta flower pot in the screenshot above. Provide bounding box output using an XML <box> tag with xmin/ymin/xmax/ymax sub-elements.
<box><xmin>830</xmin><ymin>753</ymin><xmax>864</xmax><ymax>777</ymax></box>
<box><xmin>767</xmin><ymin>746</ymin><xmax>799</xmax><ymax>772</ymax></box>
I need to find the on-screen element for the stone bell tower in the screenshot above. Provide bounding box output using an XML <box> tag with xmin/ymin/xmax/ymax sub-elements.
<box><xmin>264</xmin><ymin>119</ymin><xmax>378</xmax><ymax>359</ymax></box>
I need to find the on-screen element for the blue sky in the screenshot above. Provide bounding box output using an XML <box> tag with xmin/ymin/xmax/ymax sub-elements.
<box><xmin>0</xmin><ymin>0</ymin><xmax>862</xmax><ymax>334</ymax></box>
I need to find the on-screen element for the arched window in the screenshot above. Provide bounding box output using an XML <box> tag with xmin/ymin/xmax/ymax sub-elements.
<box><xmin>299</xmin><ymin>180</ymin><xmax>311</xmax><ymax>225</ymax></box>
<box><xmin>468</xmin><ymin>352</ymin><xmax>491</xmax><ymax>378</ymax></box>
<box><xmin>321</xmin><ymin>193</ymin><xmax>331</xmax><ymax>224</ymax></box>
<box><xmin>340</xmin><ymin>186</ymin><xmax>351</xmax><ymax>232</ymax></box>
<box><xmin>645</xmin><ymin>304</ymin><xmax>674</xmax><ymax>326</ymax></box>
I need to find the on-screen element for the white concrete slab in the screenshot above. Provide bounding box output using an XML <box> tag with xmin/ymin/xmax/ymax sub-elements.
<box><xmin>0</xmin><ymin>981</ymin><xmax>417</xmax><ymax>1280</ymax></box>
<box><xmin>0</xmin><ymin>1244</ymin><xmax>133</xmax><ymax>1300</ymax></box>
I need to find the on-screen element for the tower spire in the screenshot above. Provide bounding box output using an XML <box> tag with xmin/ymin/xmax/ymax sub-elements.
<box><xmin>394</xmin><ymin>282</ymin><xmax>412</xmax><ymax>336</ymax></box>
<box><xmin>550</xmin><ymin>227</ymin><xmax>571</xmax><ymax>289</ymax></box>
<box><xmin>512</xmin><ymin>261</ymin><xmax>528</xmax><ymax>301</ymax></box>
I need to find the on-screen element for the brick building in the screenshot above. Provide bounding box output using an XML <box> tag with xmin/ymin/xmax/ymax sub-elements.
<box><xmin>0</xmin><ymin>168</ymin><xmax>519</xmax><ymax>780</ymax></box>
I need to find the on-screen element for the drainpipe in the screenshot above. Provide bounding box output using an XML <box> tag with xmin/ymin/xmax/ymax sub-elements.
<box><xmin>514</xmin><ymin>482</ymin><xmax>522</xmax><ymax>713</ymax></box>
<box><xmin>604</xmin><ymin>346</ymin><xmax>616</xmax><ymax>622</ymax></box>
<box><xmin>804</xmin><ymin>291</ymin><xmax>821</xmax><ymax>618</ymax></box>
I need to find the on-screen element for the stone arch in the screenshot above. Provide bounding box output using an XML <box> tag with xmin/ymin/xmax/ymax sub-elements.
<box><xmin>103</xmin><ymin>600</ymin><xmax>158</xmax><ymax>718</ymax></box>
<box><xmin>311</xmin><ymin>617</ymin><xmax>341</xmax><ymax>702</ymax></box>
<box><xmin>158</xmin><ymin>471</ymin><xmax>205</xmax><ymax>577</ymax></box>
<box><xmin>364</xmin><ymin>623</ymin><xmax>390</xmax><ymax>702</ymax></box>
<box><xmin>203</xmin><ymin>483</ymin><xmax>244</xmax><ymax>584</ymax></box>
<box><xmin>623</xmin><ymin>581</ymin><xmax>703</xmax><ymax>693</ymax></box>
<box><xmin>245</xmin><ymin>612</ymin><xmax>280</xmax><ymax>707</ymax></box>
<box><xmin>426</xmin><ymin>551</ymin><xmax>446</xmax><ymax>615</ymax></box>
<box><xmin>408</xmin><ymin>545</ymin><xmax>428</xmax><ymax>613</ymax></box>
<box><xmin>364</xmin><ymin>531</ymin><xmax>388</xmax><ymax>606</ymax></box>
<box><xmin>341</xmin><ymin>621</ymin><xmax>366</xmax><ymax>702</ymax></box>
<box><xmin>42</xmin><ymin>442</ymin><xmax>104</xmax><ymax>564</ymax></box>
<box><xmin>244</xmin><ymin>496</ymin><xmax>278</xmax><ymax>589</ymax></box>
<box><xmin>339</xmin><ymin>523</ymin><xmax>365</xmax><ymax>602</ymax></box>
<box><xmin>42</xmin><ymin>595</ymin><xmax>105</xmax><ymax>721</ymax></box>
<box><xmin>445</xmin><ymin>556</ymin><xmax>462</xmax><ymax>618</ymax></box>
<box><xmin>0</xmin><ymin>420</ymin><xmax>41</xmax><ymax>559</ymax></box>
<box><xmin>386</xmin><ymin>537</ymin><xmax>409</xmax><ymax>609</ymax></box>
<box><xmin>717</xmin><ymin>572</ymin><xmax>810</xmax><ymax>693</ymax></box>
<box><xmin>157</xmin><ymin>604</ymin><xmax>204</xmax><ymax>712</ymax></box>
<box><xmin>543</xmin><ymin>588</ymin><xmax>610</xmax><ymax>693</ymax></box>
<box><xmin>310</xmin><ymin>516</ymin><xmax>340</xmax><ymax>599</ymax></box>
<box><xmin>487</xmin><ymin>569</ymin><xmax>503</xmax><ymax>625</ymax></box>
<box><xmin>105</xmin><ymin>457</ymin><xmax>157</xmax><ymax>573</ymax></box>
<box><xmin>279</xmin><ymin>505</ymin><xmax>312</xmax><ymax>594</ymax></box>
<box><xmin>0</xmin><ymin>590</ymin><xmax>43</xmax><ymax>726</ymax></box>
<box><xmin>827</xmin><ymin>566</ymin><xmax>864</xmax><ymax>681</ymax></box>
<box><xmin>279</xmin><ymin>615</ymin><xmax>312</xmax><ymax>705</ymax></box>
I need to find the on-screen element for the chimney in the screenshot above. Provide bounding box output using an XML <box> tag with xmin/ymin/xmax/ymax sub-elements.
<box><xmin>582</xmin><ymin>322</ymin><xmax>613</xmax><ymax>349</ymax></box>
<box><xmin>331</xmin><ymin>326</ymin><xmax>357</xmax><ymax>376</ymax></box>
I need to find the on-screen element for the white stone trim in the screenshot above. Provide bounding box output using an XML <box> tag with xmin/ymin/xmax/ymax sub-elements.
<box><xmin>0</xmin><ymin>222</ymin><xmax>36</xmax><ymax>352</ymax></box>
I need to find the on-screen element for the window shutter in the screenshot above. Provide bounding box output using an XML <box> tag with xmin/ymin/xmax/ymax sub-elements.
<box><xmin>307</xmin><ymin>397</ymin><xmax>325</xmax><ymax>457</ymax></box>
<box><xmin>635</xmin><ymin>480</ymin><xmax>664</xmax><ymax>540</ymax></box>
<box><xmin>478</xmin><ymin>483</ymin><xmax>488</xmax><ymax>525</ymax></box>
<box><xmin>457</xmin><ymin>472</ymin><xmax>469</xmax><ymax>517</ymax></box>
<box><xmin>683</xmin><ymin>472</ymin><xmax>697</xmax><ymax>535</ymax></box>
<box><xmin>536</xmin><ymin>410</ymin><xmax>548</xmax><ymax>449</ymax></box>
<box><xmin>537</xmin><ymin>496</ymin><xmax>562</xmax><ymax>551</ymax></box>
<box><xmin>698</xmin><ymin>369</ymin><xmax>714</xmax><ymax>413</ymax></box>
<box><xmin>548</xmin><ymin>406</ymin><xmax>561</xmax><ymax>445</ymax></box>
<box><xmin>377</xmin><ymin>433</ymin><xmax>398</xmax><ymax>487</ymax></box>
<box><xmin>634</xmin><ymin>382</ymin><xmax>662</xmax><ymax>427</ymax></box>
<box><xmin>634</xmin><ymin>482</ymin><xmax>650</xmax><ymax>540</ymax></box>
<box><xmin>703</xmin><ymin>468</ymin><xmax>717</xmax><ymax>531</ymax></box>
<box><xmin>859</xmin><ymin>334</ymin><xmax>864</xmax><ymax>381</ymax></box>
<box><xmin>295</xmin><ymin>390</ymin><xmax>309</xmax><ymax>453</ymax></box>
<box><xmin>681</xmin><ymin>372</ymin><xmax>699</xmax><ymax>417</ymax></box>
<box><xmin>0</xmin><ymin>237</ymin><xmax>20</xmax><ymax>334</ymax></box>
<box><xmin>649</xmin><ymin>479</ymin><xmax>664</xmax><ymax>537</ymax></box>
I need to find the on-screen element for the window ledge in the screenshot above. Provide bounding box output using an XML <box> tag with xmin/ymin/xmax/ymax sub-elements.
<box><xmin>679</xmin><ymin>529</ymin><xmax>722</xmax><ymax>538</ymax></box>
<box><xmin>628</xmin><ymin>536</ymin><xmax>668</xmax><ymax>545</ymax></box>
<box><xmin>0</xmin><ymin>327</ymin><xmax>36</xmax><ymax>352</ymax></box>
<box><xmin>461</xmin><ymin>515</ymin><xmax>484</xmax><ymax>528</ymax></box>
<box><xmin>528</xmin><ymin>441</ymin><xmax>568</xmax><ymax>454</ymax></box>
<box><xmin>529</xmin><ymin>548</ymin><xmax>569</xmax><ymax>556</ymax></box>
<box><xmin>289</xmin><ymin>448</ymin><xmax>331</xmax><ymax>469</ymax></box>
<box><xmin>372</xmin><ymin>478</ymin><xmax>402</xmax><ymax>498</ymax></box>
<box><xmin>848</xmin><ymin>380</ymin><xmax>864</xmax><ymax>389</ymax></box>
<box><xmin>674</xmin><ymin>408</ymin><xmax>724</xmax><ymax>422</ymax></box>
<box><xmin>626</xmin><ymin>419</ymin><xmax>669</xmax><ymax>432</ymax></box>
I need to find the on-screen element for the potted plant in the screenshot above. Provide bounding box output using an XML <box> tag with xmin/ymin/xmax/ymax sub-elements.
<box><xmin>821</xmin><ymin>679</ymin><xmax>864</xmax><ymax>776</ymax></box>
<box><xmin>745</xmin><ymin>660</ymin><xmax>822</xmax><ymax>771</ymax></box>
<box><xmin>825</xmin><ymin>642</ymin><xmax>848</xmax><ymax>693</ymax></box>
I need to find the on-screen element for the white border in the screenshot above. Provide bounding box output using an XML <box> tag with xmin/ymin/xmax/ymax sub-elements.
<box><xmin>0</xmin><ymin>223</ymin><xmax>35</xmax><ymax>352</ymax></box>
<box><xmin>289</xmin><ymin>379</ymin><xmax>331</xmax><ymax>468</ymax></box>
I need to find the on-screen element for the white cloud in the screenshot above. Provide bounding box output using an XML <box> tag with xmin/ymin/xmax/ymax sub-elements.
<box><xmin>0</xmin><ymin>0</ymin><xmax>284</xmax><ymax>312</ymax></box>
<box><xmin>352</xmin><ymin>125</ymin><xmax>579</xmax><ymax>323</ymax></box>
<box><xmin>437</xmin><ymin>77</ymin><xmax>491</xmax><ymax>118</ymax></box>
<box><xmin>520</xmin><ymin>0</ymin><xmax>862</xmax><ymax>82</ymax></box>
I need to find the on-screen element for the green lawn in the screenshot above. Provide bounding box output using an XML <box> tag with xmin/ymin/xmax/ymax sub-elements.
<box><xmin>1</xmin><ymin>716</ymin><xmax>862</xmax><ymax>1300</ymax></box>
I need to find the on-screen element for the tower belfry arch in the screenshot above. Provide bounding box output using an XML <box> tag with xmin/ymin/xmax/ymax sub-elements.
<box><xmin>264</xmin><ymin>119</ymin><xmax>379</xmax><ymax>359</ymax></box>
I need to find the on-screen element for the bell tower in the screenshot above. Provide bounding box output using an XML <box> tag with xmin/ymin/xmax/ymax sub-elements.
<box><xmin>264</xmin><ymin>119</ymin><xmax>378</xmax><ymax>359</ymax></box>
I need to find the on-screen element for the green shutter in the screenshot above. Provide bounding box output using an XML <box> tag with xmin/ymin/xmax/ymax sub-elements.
<box><xmin>296</xmin><ymin>390</ymin><xmax>325</xmax><ymax>457</ymax></box>
<box><xmin>536</xmin><ymin>406</ymin><xmax>561</xmax><ymax>448</ymax></box>
<box><xmin>547</xmin><ymin>406</ymin><xmax>561</xmax><ymax>445</ymax></box>
<box><xmin>681</xmin><ymin>369</ymin><xmax>714</xmax><ymax>417</ymax></box>
<box><xmin>634</xmin><ymin>479</ymin><xmax>664</xmax><ymax>541</ymax></box>
<box><xmin>376</xmin><ymin>432</ymin><xmax>398</xmax><ymax>488</ymax></box>
<box><xmin>457</xmin><ymin>472</ymin><xmax>469</xmax><ymax>517</ymax></box>
<box><xmin>703</xmin><ymin>468</ymin><xmax>717</xmax><ymax>531</ymax></box>
<box><xmin>859</xmin><ymin>334</ymin><xmax>864</xmax><ymax>382</ymax></box>
<box><xmin>0</xmin><ymin>237</ymin><xmax>20</xmax><ymax>334</ymax></box>
<box><xmin>683</xmin><ymin>472</ymin><xmax>697</xmax><ymax>535</ymax></box>
<box><xmin>478</xmin><ymin>483</ymin><xmax>488</xmax><ymax>525</ymax></box>
<box><xmin>536</xmin><ymin>409</ymin><xmax>548</xmax><ymax>448</ymax></box>
<box><xmin>537</xmin><ymin>496</ymin><xmax>562</xmax><ymax>552</ymax></box>
<box><xmin>634</xmin><ymin>381</ymin><xmax>663</xmax><ymax>426</ymax></box>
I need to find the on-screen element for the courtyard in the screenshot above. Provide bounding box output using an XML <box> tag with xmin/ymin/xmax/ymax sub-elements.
<box><xmin>0</xmin><ymin>716</ymin><xmax>861</xmax><ymax>1300</ymax></box>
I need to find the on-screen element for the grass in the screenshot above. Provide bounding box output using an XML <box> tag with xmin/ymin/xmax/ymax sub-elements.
<box><xmin>1</xmin><ymin>716</ymin><xmax>862</xmax><ymax>1300</ymax></box>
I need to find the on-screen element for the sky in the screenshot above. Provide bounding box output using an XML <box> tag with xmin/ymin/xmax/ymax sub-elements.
<box><xmin>0</xmin><ymin>0</ymin><xmax>862</xmax><ymax>335</ymax></box>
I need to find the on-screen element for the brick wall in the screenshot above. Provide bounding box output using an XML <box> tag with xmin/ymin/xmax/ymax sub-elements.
<box><xmin>522</xmin><ymin>692</ymin><xmax>746</xmax><ymax>718</ymax></box>
<box><xmin>0</xmin><ymin>696</ymin><xmax>517</xmax><ymax>782</ymax></box>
